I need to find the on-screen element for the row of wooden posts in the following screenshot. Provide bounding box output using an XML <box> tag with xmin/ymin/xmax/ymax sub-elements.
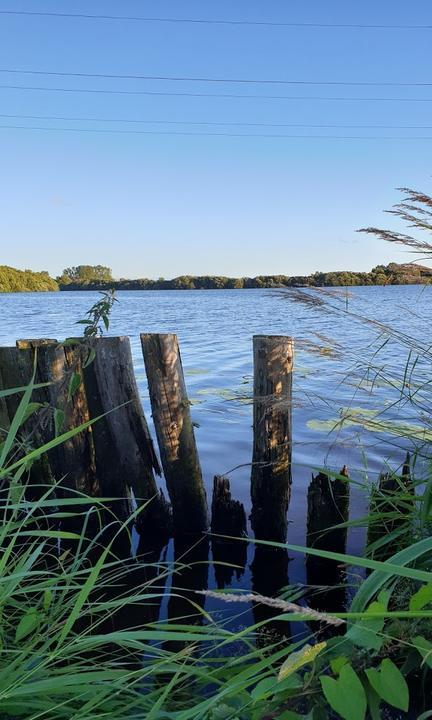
<box><xmin>0</xmin><ymin>333</ymin><xmax>296</xmax><ymax>544</ymax></box>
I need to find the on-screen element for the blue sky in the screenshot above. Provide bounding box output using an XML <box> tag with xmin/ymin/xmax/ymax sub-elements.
<box><xmin>0</xmin><ymin>0</ymin><xmax>431</xmax><ymax>279</ymax></box>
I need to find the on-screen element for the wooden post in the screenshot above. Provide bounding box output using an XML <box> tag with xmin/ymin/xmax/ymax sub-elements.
<box><xmin>306</xmin><ymin>466</ymin><xmax>349</xmax><ymax>613</ymax></box>
<box><xmin>82</xmin><ymin>336</ymin><xmax>170</xmax><ymax>532</ymax></box>
<box><xmin>0</xmin><ymin>345</ymin><xmax>54</xmax><ymax>498</ymax></box>
<box><xmin>140</xmin><ymin>333</ymin><xmax>208</xmax><ymax>535</ymax></box>
<box><xmin>211</xmin><ymin>475</ymin><xmax>247</xmax><ymax>589</ymax></box>
<box><xmin>250</xmin><ymin>335</ymin><xmax>293</xmax><ymax>542</ymax></box>
<box><xmin>367</xmin><ymin>453</ymin><xmax>413</xmax><ymax>560</ymax></box>
<box><xmin>0</xmin><ymin>341</ymin><xmax>97</xmax><ymax>508</ymax></box>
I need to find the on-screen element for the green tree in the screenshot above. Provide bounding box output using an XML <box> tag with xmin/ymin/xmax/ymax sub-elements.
<box><xmin>58</xmin><ymin>265</ymin><xmax>113</xmax><ymax>285</ymax></box>
<box><xmin>0</xmin><ymin>266</ymin><xmax>58</xmax><ymax>292</ymax></box>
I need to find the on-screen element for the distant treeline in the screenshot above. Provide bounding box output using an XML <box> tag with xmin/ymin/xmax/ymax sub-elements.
<box><xmin>57</xmin><ymin>262</ymin><xmax>432</xmax><ymax>291</ymax></box>
<box><xmin>0</xmin><ymin>266</ymin><xmax>59</xmax><ymax>292</ymax></box>
<box><xmin>2</xmin><ymin>262</ymin><xmax>432</xmax><ymax>293</ymax></box>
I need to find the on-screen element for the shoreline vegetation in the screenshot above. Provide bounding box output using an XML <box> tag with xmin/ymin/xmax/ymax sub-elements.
<box><xmin>1</xmin><ymin>260</ymin><xmax>432</xmax><ymax>292</ymax></box>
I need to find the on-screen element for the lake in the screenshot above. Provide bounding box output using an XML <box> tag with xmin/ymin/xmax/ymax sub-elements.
<box><xmin>0</xmin><ymin>285</ymin><xmax>430</xmax><ymax>622</ymax></box>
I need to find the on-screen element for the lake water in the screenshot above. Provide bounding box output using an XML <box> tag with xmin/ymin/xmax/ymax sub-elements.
<box><xmin>1</xmin><ymin>286</ymin><xmax>430</xmax><ymax>623</ymax></box>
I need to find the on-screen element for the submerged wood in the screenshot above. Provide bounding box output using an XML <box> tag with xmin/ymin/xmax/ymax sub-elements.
<box><xmin>306</xmin><ymin>466</ymin><xmax>350</xmax><ymax>613</ymax></box>
<box><xmin>82</xmin><ymin>336</ymin><xmax>170</xmax><ymax>532</ymax></box>
<box><xmin>367</xmin><ymin>452</ymin><xmax>413</xmax><ymax>559</ymax></box>
<box><xmin>211</xmin><ymin>475</ymin><xmax>247</xmax><ymax>588</ymax></box>
<box><xmin>250</xmin><ymin>334</ymin><xmax>293</xmax><ymax>542</ymax></box>
<box><xmin>140</xmin><ymin>333</ymin><xmax>208</xmax><ymax>535</ymax></box>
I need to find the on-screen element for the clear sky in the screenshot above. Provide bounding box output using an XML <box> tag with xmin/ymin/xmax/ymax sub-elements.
<box><xmin>0</xmin><ymin>0</ymin><xmax>431</xmax><ymax>279</ymax></box>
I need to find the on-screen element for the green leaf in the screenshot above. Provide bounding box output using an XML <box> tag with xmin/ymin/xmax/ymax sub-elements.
<box><xmin>409</xmin><ymin>583</ymin><xmax>432</xmax><ymax>611</ymax></box>
<box><xmin>68</xmin><ymin>371</ymin><xmax>82</xmax><ymax>400</ymax></box>
<box><xmin>251</xmin><ymin>677</ymin><xmax>277</xmax><ymax>700</ymax></box>
<box><xmin>54</xmin><ymin>407</ymin><xmax>65</xmax><ymax>436</ymax></box>
<box><xmin>43</xmin><ymin>589</ymin><xmax>52</xmax><ymax>611</ymax></box>
<box><xmin>22</xmin><ymin>401</ymin><xmax>43</xmax><ymax>423</ymax></box>
<box><xmin>413</xmin><ymin>635</ymin><xmax>432</xmax><ymax>668</ymax></box>
<box><xmin>365</xmin><ymin>681</ymin><xmax>381</xmax><ymax>720</ymax></box>
<box><xmin>350</xmin><ymin>536</ymin><xmax>432</xmax><ymax>612</ymax></box>
<box><xmin>0</xmin><ymin>367</ymin><xmax>36</xmax><ymax>467</ymax></box>
<box><xmin>15</xmin><ymin>608</ymin><xmax>40</xmax><ymax>642</ymax></box>
<box><xmin>83</xmin><ymin>347</ymin><xmax>96</xmax><ymax>368</ymax></box>
<box><xmin>279</xmin><ymin>642</ymin><xmax>326</xmax><ymax>681</ymax></box>
<box><xmin>330</xmin><ymin>656</ymin><xmax>348</xmax><ymax>675</ymax></box>
<box><xmin>320</xmin><ymin>664</ymin><xmax>367</xmax><ymax>720</ymax></box>
<box><xmin>365</xmin><ymin>659</ymin><xmax>409</xmax><ymax>712</ymax></box>
<box><xmin>347</xmin><ymin>599</ymin><xmax>387</xmax><ymax>651</ymax></box>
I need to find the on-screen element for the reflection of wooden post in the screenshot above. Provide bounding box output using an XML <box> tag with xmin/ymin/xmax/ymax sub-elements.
<box><xmin>140</xmin><ymin>333</ymin><xmax>208</xmax><ymax>535</ymax></box>
<box><xmin>251</xmin><ymin>335</ymin><xmax>293</xmax><ymax>542</ymax></box>
<box><xmin>164</xmin><ymin>536</ymin><xmax>209</xmax><ymax>653</ymax></box>
<box><xmin>306</xmin><ymin>467</ymin><xmax>349</xmax><ymax>613</ymax></box>
<box><xmin>251</xmin><ymin>545</ymin><xmax>290</xmax><ymax>645</ymax></box>
<box><xmin>211</xmin><ymin>475</ymin><xmax>247</xmax><ymax>589</ymax></box>
<box><xmin>83</xmin><ymin>336</ymin><xmax>169</xmax><ymax>531</ymax></box>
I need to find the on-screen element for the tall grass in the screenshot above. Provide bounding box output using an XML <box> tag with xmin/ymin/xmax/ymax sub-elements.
<box><xmin>3</xmin><ymin>188</ymin><xmax>432</xmax><ymax>718</ymax></box>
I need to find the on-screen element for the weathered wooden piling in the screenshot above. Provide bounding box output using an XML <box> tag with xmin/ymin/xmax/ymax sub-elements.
<box><xmin>0</xmin><ymin>341</ymin><xmax>97</xmax><ymax>498</ymax></box>
<box><xmin>250</xmin><ymin>335</ymin><xmax>293</xmax><ymax>542</ymax></box>
<box><xmin>306</xmin><ymin>466</ymin><xmax>350</xmax><ymax>613</ymax></box>
<box><xmin>211</xmin><ymin>475</ymin><xmax>247</xmax><ymax>588</ymax></box>
<box><xmin>82</xmin><ymin>336</ymin><xmax>169</xmax><ymax>532</ymax></box>
<box><xmin>367</xmin><ymin>453</ymin><xmax>413</xmax><ymax>560</ymax></box>
<box><xmin>140</xmin><ymin>333</ymin><xmax>208</xmax><ymax>535</ymax></box>
<box><xmin>0</xmin><ymin>337</ymin><xmax>169</xmax><ymax>537</ymax></box>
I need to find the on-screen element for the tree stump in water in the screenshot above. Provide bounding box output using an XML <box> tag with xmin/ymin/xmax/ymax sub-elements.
<box><xmin>140</xmin><ymin>333</ymin><xmax>208</xmax><ymax>536</ymax></box>
<box><xmin>367</xmin><ymin>453</ymin><xmax>413</xmax><ymax>560</ymax></box>
<box><xmin>250</xmin><ymin>335</ymin><xmax>293</xmax><ymax>542</ymax></box>
<box><xmin>306</xmin><ymin>466</ymin><xmax>350</xmax><ymax>614</ymax></box>
<box><xmin>211</xmin><ymin>475</ymin><xmax>247</xmax><ymax>588</ymax></box>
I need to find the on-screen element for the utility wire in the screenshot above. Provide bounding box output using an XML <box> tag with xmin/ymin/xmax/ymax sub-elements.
<box><xmin>1</xmin><ymin>124</ymin><xmax>431</xmax><ymax>139</ymax></box>
<box><xmin>1</xmin><ymin>68</ymin><xmax>431</xmax><ymax>87</ymax></box>
<box><xmin>2</xmin><ymin>85</ymin><xmax>432</xmax><ymax>102</ymax></box>
<box><xmin>0</xmin><ymin>10</ymin><xmax>430</xmax><ymax>30</ymax></box>
<box><xmin>1</xmin><ymin>113</ymin><xmax>432</xmax><ymax>130</ymax></box>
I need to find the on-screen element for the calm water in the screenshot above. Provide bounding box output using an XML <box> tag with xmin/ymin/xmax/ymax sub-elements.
<box><xmin>1</xmin><ymin>286</ymin><xmax>430</xmax><ymax>620</ymax></box>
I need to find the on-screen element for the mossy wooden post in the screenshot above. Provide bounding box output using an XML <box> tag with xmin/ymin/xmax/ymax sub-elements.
<box><xmin>0</xmin><ymin>345</ymin><xmax>52</xmax><ymax>497</ymax></box>
<box><xmin>251</xmin><ymin>335</ymin><xmax>293</xmax><ymax>542</ymax></box>
<box><xmin>306</xmin><ymin>466</ymin><xmax>350</xmax><ymax>613</ymax></box>
<box><xmin>82</xmin><ymin>336</ymin><xmax>170</xmax><ymax>532</ymax></box>
<box><xmin>211</xmin><ymin>475</ymin><xmax>247</xmax><ymax>588</ymax></box>
<box><xmin>0</xmin><ymin>341</ymin><xmax>97</xmax><ymax>503</ymax></box>
<box><xmin>140</xmin><ymin>333</ymin><xmax>208</xmax><ymax>536</ymax></box>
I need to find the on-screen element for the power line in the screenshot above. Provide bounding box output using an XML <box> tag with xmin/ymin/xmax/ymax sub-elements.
<box><xmin>2</xmin><ymin>84</ymin><xmax>432</xmax><ymax>102</ymax></box>
<box><xmin>1</xmin><ymin>68</ymin><xmax>431</xmax><ymax>87</ymax></box>
<box><xmin>0</xmin><ymin>10</ymin><xmax>430</xmax><ymax>30</ymax></box>
<box><xmin>1</xmin><ymin>124</ymin><xmax>431</xmax><ymax>139</ymax></box>
<box><xmin>2</xmin><ymin>113</ymin><xmax>432</xmax><ymax>130</ymax></box>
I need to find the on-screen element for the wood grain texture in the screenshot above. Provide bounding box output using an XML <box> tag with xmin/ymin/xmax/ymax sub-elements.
<box><xmin>250</xmin><ymin>335</ymin><xmax>293</xmax><ymax>542</ymax></box>
<box><xmin>140</xmin><ymin>333</ymin><xmax>208</xmax><ymax>535</ymax></box>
